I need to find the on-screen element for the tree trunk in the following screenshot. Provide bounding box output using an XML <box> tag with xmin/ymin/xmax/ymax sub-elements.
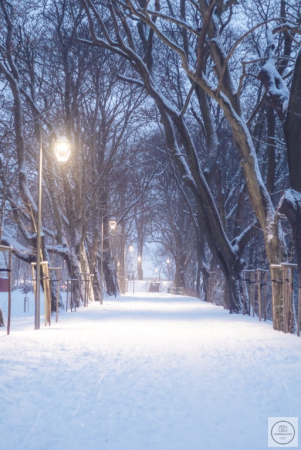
<box><xmin>283</xmin><ymin>49</ymin><xmax>301</xmax><ymax>193</ymax></box>
<box><xmin>80</xmin><ymin>241</ymin><xmax>95</xmax><ymax>302</ymax></box>
<box><xmin>279</xmin><ymin>190</ymin><xmax>301</xmax><ymax>270</ymax></box>
<box><xmin>65</xmin><ymin>249</ymin><xmax>84</xmax><ymax>306</ymax></box>
<box><xmin>201</xmin><ymin>266</ymin><xmax>209</xmax><ymax>302</ymax></box>
<box><xmin>174</xmin><ymin>255</ymin><xmax>186</xmax><ymax>288</ymax></box>
<box><xmin>266</xmin><ymin>106</ymin><xmax>276</xmax><ymax>193</ymax></box>
<box><xmin>0</xmin><ymin>308</ymin><xmax>4</xmax><ymax>327</ymax></box>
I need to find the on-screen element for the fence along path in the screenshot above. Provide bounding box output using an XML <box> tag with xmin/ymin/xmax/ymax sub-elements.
<box><xmin>212</xmin><ymin>264</ymin><xmax>301</xmax><ymax>336</ymax></box>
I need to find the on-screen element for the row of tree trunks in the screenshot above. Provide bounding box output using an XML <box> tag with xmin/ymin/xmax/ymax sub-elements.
<box><xmin>81</xmin><ymin>0</ymin><xmax>289</xmax><ymax>311</ymax></box>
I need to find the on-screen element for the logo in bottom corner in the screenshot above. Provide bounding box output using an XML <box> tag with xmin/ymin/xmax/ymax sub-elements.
<box><xmin>271</xmin><ymin>421</ymin><xmax>295</xmax><ymax>445</ymax></box>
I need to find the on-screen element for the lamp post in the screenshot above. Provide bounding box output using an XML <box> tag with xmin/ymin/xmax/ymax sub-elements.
<box><xmin>100</xmin><ymin>216</ymin><xmax>116</xmax><ymax>304</ymax></box>
<box><xmin>35</xmin><ymin>134</ymin><xmax>71</xmax><ymax>330</ymax></box>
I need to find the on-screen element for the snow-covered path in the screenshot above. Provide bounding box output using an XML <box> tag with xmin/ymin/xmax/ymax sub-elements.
<box><xmin>1</xmin><ymin>292</ymin><xmax>301</xmax><ymax>450</ymax></box>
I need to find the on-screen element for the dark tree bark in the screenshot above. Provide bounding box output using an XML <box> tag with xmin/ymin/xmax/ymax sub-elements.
<box><xmin>279</xmin><ymin>49</ymin><xmax>301</xmax><ymax>274</ymax></box>
<box><xmin>279</xmin><ymin>190</ymin><xmax>301</xmax><ymax>270</ymax></box>
<box><xmin>266</xmin><ymin>106</ymin><xmax>276</xmax><ymax>193</ymax></box>
<box><xmin>283</xmin><ymin>49</ymin><xmax>301</xmax><ymax>193</ymax></box>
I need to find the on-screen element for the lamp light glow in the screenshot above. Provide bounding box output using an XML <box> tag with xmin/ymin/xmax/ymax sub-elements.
<box><xmin>54</xmin><ymin>136</ymin><xmax>71</xmax><ymax>162</ymax></box>
<box><xmin>109</xmin><ymin>217</ymin><xmax>117</xmax><ymax>230</ymax></box>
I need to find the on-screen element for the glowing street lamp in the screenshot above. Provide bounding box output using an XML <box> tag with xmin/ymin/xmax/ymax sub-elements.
<box><xmin>53</xmin><ymin>136</ymin><xmax>71</xmax><ymax>162</ymax></box>
<box><xmin>35</xmin><ymin>133</ymin><xmax>71</xmax><ymax>330</ymax></box>
<box><xmin>109</xmin><ymin>217</ymin><xmax>117</xmax><ymax>230</ymax></box>
<box><xmin>129</xmin><ymin>245</ymin><xmax>134</xmax><ymax>252</ymax></box>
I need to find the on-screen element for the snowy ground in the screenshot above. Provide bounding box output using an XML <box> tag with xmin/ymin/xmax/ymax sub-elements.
<box><xmin>1</xmin><ymin>290</ymin><xmax>301</xmax><ymax>450</ymax></box>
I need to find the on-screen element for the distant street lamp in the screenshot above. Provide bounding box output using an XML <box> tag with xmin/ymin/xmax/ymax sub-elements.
<box><xmin>35</xmin><ymin>134</ymin><xmax>71</xmax><ymax>330</ymax></box>
<box><xmin>109</xmin><ymin>217</ymin><xmax>117</xmax><ymax>230</ymax></box>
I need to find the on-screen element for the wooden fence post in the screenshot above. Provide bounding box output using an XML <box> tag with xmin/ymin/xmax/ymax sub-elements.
<box><xmin>297</xmin><ymin>279</ymin><xmax>301</xmax><ymax>336</ymax></box>
<box><xmin>257</xmin><ymin>269</ymin><xmax>261</xmax><ymax>321</ymax></box>
<box><xmin>242</xmin><ymin>271</ymin><xmax>245</xmax><ymax>315</ymax></box>
<box><xmin>250</xmin><ymin>271</ymin><xmax>255</xmax><ymax>317</ymax></box>
<box><xmin>288</xmin><ymin>266</ymin><xmax>293</xmax><ymax>334</ymax></box>
<box><xmin>271</xmin><ymin>265</ymin><xmax>282</xmax><ymax>331</ymax></box>
<box><xmin>0</xmin><ymin>245</ymin><xmax>13</xmax><ymax>335</ymax></box>
<box><xmin>282</xmin><ymin>265</ymin><xmax>288</xmax><ymax>333</ymax></box>
<box><xmin>263</xmin><ymin>272</ymin><xmax>267</xmax><ymax>322</ymax></box>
